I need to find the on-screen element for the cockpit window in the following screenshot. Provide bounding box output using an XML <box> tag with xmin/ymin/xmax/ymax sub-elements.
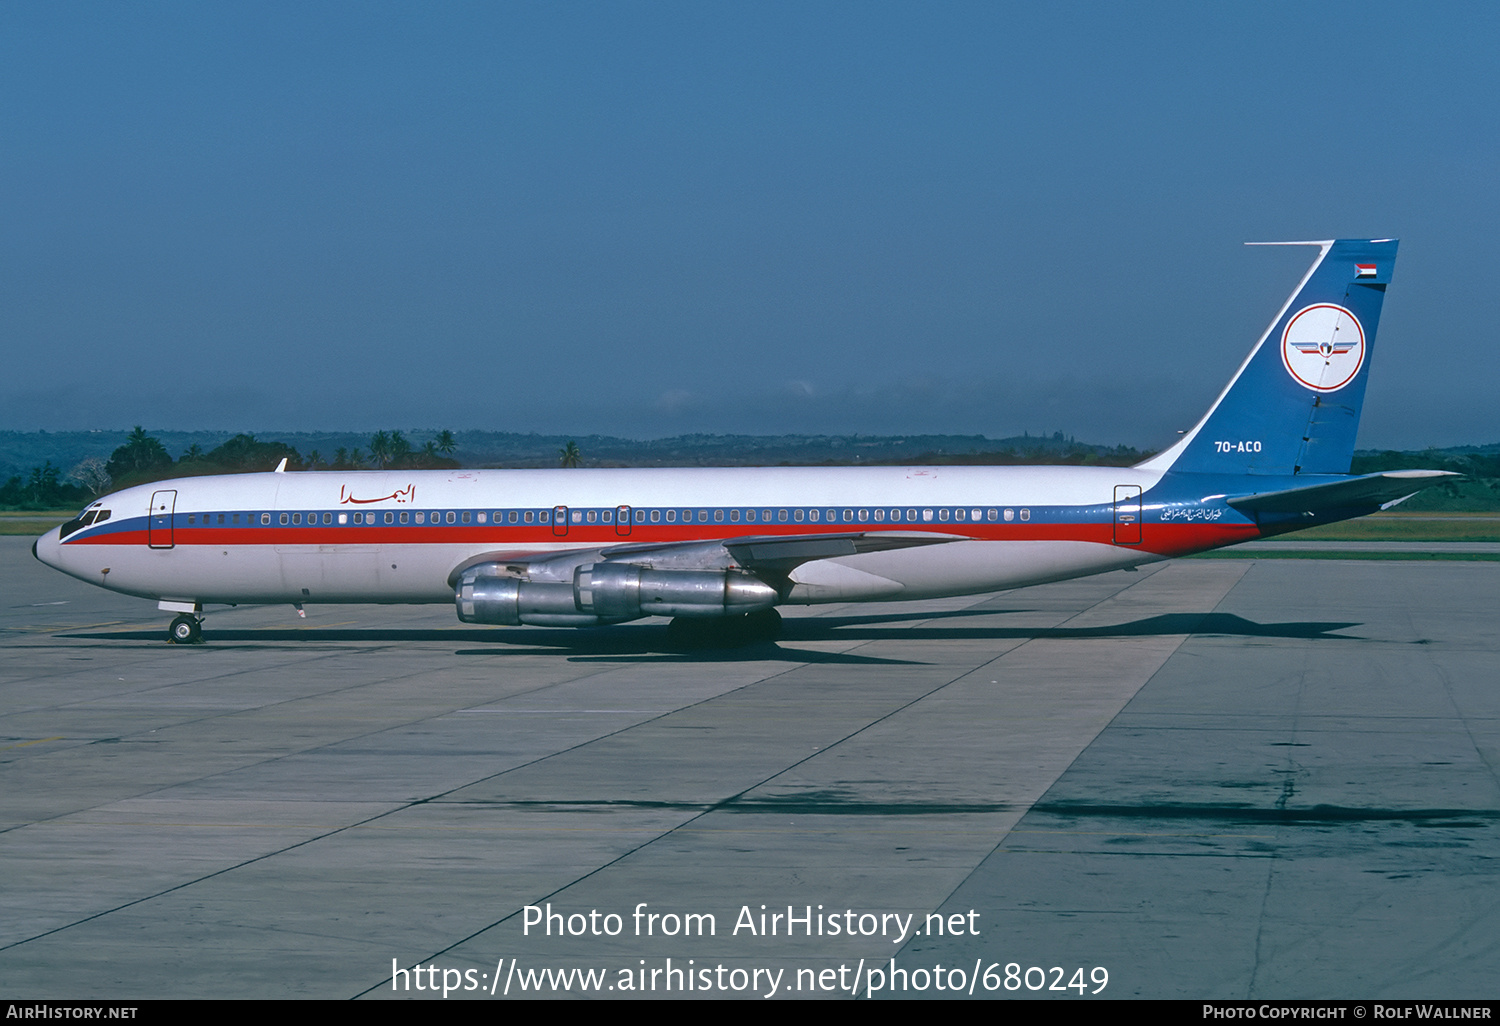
<box><xmin>59</xmin><ymin>509</ymin><xmax>106</xmax><ymax>540</ymax></box>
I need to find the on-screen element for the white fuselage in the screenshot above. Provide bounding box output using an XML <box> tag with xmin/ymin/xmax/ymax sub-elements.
<box><xmin>35</xmin><ymin>463</ymin><xmax>1203</xmax><ymax>615</ymax></box>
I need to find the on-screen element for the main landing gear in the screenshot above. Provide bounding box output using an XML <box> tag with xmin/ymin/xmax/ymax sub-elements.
<box><xmin>168</xmin><ymin>614</ymin><xmax>203</xmax><ymax>645</ymax></box>
<box><xmin>665</xmin><ymin>608</ymin><xmax>782</xmax><ymax>649</ymax></box>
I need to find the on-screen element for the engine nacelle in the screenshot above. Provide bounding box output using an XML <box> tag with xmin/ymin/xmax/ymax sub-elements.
<box><xmin>574</xmin><ymin>563</ymin><xmax>777</xmax><ymax>619</ymax></box>
<box><xmin>455</xmin><ymin>570</ymin><xmax>608</xmax><ymax>627</ymax></box>
<box><xmin>456</xmin><ymin>562</ymin><xmax>779</xmax><ymax>626</ymax></box>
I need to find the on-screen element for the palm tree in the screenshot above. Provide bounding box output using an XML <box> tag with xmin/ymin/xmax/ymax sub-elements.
<box><xmin>434</xmin><ymin>430</ymin><xmax>456</xmax><ymax>456</ymax></box>
<box><xmin>369</xmin><ymin>431</ymin><xmax>391</xmax><ymax>469</ymax></box>
<box><xmin>389</xmin><ymin>430</ymin><xmax>411</xmax><ymax>464</ymax></box>
<box><xmin>558</xmin><ymin>441</ymin><xmax>581</xmax><ymax>468</ymax></box>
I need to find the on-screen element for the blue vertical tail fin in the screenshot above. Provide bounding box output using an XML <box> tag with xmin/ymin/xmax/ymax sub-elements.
<box><xmin>1139</xmin><ymin>239</ymin><xmax>1397</xmax><ymax>477</ymax></box>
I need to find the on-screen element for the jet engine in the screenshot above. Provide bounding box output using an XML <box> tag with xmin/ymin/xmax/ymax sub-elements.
<box><xmin>454</xmin><ymin>562</ymin><xmax>777</xmax><ymax>626</ymax></box>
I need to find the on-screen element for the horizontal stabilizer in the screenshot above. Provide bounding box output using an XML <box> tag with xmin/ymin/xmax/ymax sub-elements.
<box><xmin>1225</xmin><ymin>470</ymin><xmax>1457</xmax><ymax>516</ymax></box>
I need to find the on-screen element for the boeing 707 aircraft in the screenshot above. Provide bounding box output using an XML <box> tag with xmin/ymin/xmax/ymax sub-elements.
<box><xmin>34</xmin><ymin>239</ymin><xmax>1451</xmax><ymax>644</ymax></box>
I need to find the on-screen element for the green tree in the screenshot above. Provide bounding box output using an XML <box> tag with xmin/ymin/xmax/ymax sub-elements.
<box><xmin>389</xmin><ymin>430</ymin><xmax>412</xmax><ymax>466</ymax></box>
<box><xmin>369</xmin><ymin>431</ymin><xmax>392</xmax><ymax>469</ymax></box>
<box><xmin>105</xmin><ymin>426</ymin><xmax>173</xmax><ymax>482</ymax></box>
<box><xmin>558</xmin><ymin>441</ymin><xmax>581</xmax><ymax>468</ymax></box>
<box><xmin>434</xmin><ymin>430</ymin><xmax>456</xmax><ymax>456</ymax></box>
<box><xmin>205</xmin><ymin>434</ymin><xmax>304</xmax><ymax>471</ymax></box>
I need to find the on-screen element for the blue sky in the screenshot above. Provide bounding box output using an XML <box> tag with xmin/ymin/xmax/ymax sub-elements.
<box><xmin>3</xmin><ymin>2</ymin><xmax>1496</xmax><ymax>448</ymax></box>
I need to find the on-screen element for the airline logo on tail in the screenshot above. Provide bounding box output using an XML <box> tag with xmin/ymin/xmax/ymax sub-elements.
<box><xmin>1281</xmin><ymin>303</ymin><xmax>1366</xmax><ymax>392</ymax></box>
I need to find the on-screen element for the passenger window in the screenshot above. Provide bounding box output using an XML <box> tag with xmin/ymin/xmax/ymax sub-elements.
<box><xmin>858</xmin><ymin>509</ymin><xmax>869</xmax><ymax>522</ymax></box>
<box><xmin>477</xmin><ymin>512</ymin><xmax>486</xmax><ymax>524</ymax></box>
<box><xmin>509</xmin><ymin>511</ymin><xmax>518</xmax><ymax>523</ymax></box>
<box><xmin>1004</xmin><ymin>508</ymin><xmax>1014</xmax><ymax>521</ymax></box>
<box><xmin>715</xmin><ymin>509</ymin><xmax>724</xmax><ymax>522</ymax></box>
<box><xmin>385</xmin><ymin>512</ymin><xmax>394</xmax><ymax>524</ymax></box>
<box><xmin>954</xmin><ymin>508</ymin><xmax>965</xmax><ymax>521</ymax></box>
<box><xmin>261</xmin><ymin>513</ymin><xmax>271</xmax><ymax>525</ymax></box>
<box><xmin>972</xmin><ymin>509</ymin><xmax>982</xmax><ymax>522</ymax></box>
<box><xmin>939</xmin><ymin>508</ymin><xmax>950</xmax><ymax>521</ymax></box>
<box><xmin>988</xmin><ymin>508</ymin><xmax>998</xmax><ymax>521</ymax></box>
<box><xmin>1020</xmin><ymin>508</ymin><xmax>1031</xmax><ymax>521</ymax></box>
<box><xmin>922</xmin><ymin>509</ymin><xmax>933</xmax><ymax>522</ymax></box>
<box><xmin>525</xmin><ymin>510</ymin><xmax>535</xmax><ymax>523</ymax></box>
<box><xmin>400</xmin><ymin>511</ymin><xmax>409</xmax><ymax>524</ymax></box>
<box><xmin>585</xmin><ymin>510</ymin><xmax>597</xmax><ymax>523</ymax></box>
<box><xmin>650</xmin><ymin>509</ymin><xmax>661</xmax><ymax>523</ymax></box>
<box><xmin>280</xmin><ymin>513</ymin><xmax>289</xmax><ymax>525</ymax></box>
<box><xmin>889</xmin><ymin>509</ymin><xmax>901</xmax><ymax>522</ymax></box>
<box><xmin>808</xmin><ymin>509</ymin><xmax>818</xmax><ymax>522</ymax></box>
<box><xmin>291</xmin><ymin>513</ymin><xmax>300</xmax><ymax>525</ymax></box>
<box><xmin>666</xmin><ymin>510</ymin><xmax>677</xmax><ymax>523</ymax></box>
<box><xmin>746</xmin><ymin>509</ymin><xmax>757</xmax><ymax>522</ymax></box>
<box><xmin>322</xmin><ymin>513</ymin><xmax>331</xmax><ymax>524</ymax></box>
<box><xmin>448</xmin><ymin>511</ymin><xmax>457</xmax><ymax>524</ymax></box>
<box><xmin>462</xmin><ymin>511</ymin><xmax>471</xmax><ymax>524</ymax></box>
<box><xmin>873</xmin><ymin>509</ymin><xmax>884</xmax><ymax>522</ymax></box>
<box><xmin>793</xmin><ymin>509</ymin><xmax>804</xmax><ymax>522</ymax></box>
<box><xmin>777</xmin><ymin>509</ymin><xmax>788</xmax><ymax>522</ymax></box>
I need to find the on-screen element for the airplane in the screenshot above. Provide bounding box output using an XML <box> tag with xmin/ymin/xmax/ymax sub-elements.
<box><xmin>34</xmin><ymin>238</ymin><xmax>1454</xmax><ymax>646</ymax></box>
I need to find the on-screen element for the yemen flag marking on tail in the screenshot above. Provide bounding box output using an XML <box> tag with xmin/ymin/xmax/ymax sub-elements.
<box><xmin>1355</xmin><ymin>263</ymin><xmax>1377</xmax><ymax>277</ymax></box>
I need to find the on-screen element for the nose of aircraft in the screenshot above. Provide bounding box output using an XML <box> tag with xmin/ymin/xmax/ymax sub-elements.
<box><xmin>33</xmin><ymin>525</ymin><xmax>63</xmax><ymax>570</ymax></box>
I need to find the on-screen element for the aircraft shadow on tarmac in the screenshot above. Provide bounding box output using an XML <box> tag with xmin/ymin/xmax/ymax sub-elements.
<box><xmin>60</xmin><ymin>609</ymin><xmax>1363</xmax><ymax>663</ymax></box>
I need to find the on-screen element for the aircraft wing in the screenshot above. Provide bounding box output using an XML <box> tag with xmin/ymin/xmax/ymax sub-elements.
<box><xmin>447</xmin><ymin>531</ymin><xmax>963</xmax><ymax>587</ymax></box>
<box><xmin>1225</xmin><ymin>470</ymin><xmax>1457</xmax><ymax>516</ymax></box>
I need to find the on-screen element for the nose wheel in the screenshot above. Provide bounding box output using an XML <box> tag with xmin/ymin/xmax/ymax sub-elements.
<box><xmin>168</xmin><ymin>614</ymin><xmax>203</xmax><ymax>644</ymax></box>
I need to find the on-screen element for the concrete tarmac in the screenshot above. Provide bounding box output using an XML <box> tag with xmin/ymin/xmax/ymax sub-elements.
<box><xmin>1</xmin><ymin>537</ymin><xmax>1495</xmax><ymax>999</ymax></box>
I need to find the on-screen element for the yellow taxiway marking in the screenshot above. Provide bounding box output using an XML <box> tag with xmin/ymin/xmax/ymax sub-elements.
<box><xmin>1</xmin><ymin>736</ymin><xmax>64</xmax><ymax>752</ymax></box>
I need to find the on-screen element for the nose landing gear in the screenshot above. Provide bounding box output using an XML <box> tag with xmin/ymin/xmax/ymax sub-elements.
<box><xmin>168</xmin><ymin>614</ymin><xmax>203</xmax><ymax>644</ymax></box>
